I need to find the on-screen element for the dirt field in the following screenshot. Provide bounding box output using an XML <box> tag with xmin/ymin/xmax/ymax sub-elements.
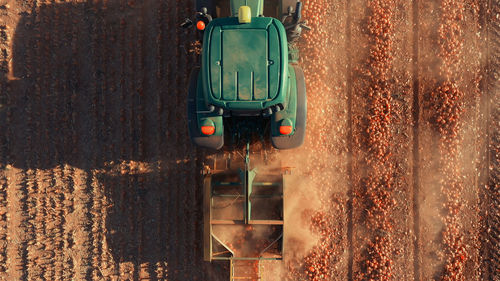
<box><xmin>0</xmin><ymin>0</ymin><xmax>497</xmax><ymax>281</ymax></box>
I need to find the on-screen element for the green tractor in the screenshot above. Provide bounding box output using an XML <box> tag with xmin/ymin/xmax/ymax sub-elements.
<box><xmin>185</xmin><ymin>0</ymin><xmax>309</xmax><ymax>150</ymax></box>
<box><xmin>183</xmin><ymin>1</ymin><xmax>308</xmax><ymax>279</ymax></box>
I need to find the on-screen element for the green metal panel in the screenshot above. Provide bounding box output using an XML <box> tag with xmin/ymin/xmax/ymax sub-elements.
<box><xmin>230</xmin><ymin>0</ymin><xmax>264</xmax><ymax>17</ymax></box>
<box><xmin>209</xmin><ymin>26</ymin><xmax>222</xmax><ymax>100</ymax></box>
<box><xmin>268</xmin><ymin>23</ymin><xmax>281</xmax><ymax>100</ymax></box>
<box><xmin>202</xmin><ymin>17</ymin><xmax>288</xmax><ymax>111</ymax></box>
<box><xmin>221</xmin><ymin>29</ymin><xmax>266</xmax><ymax>101</ymax></box>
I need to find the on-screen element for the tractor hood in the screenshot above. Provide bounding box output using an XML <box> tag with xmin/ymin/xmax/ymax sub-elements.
<box><xmin>202</xmin><ymin>17</ymin><xmax>288</xmax><ymax>111</ymax></box>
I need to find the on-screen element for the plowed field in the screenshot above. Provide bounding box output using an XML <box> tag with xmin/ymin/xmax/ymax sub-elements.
<box><xmin>0</xmin><ymin>0</ymin><xmax>497</xmax><ymax>281</ymax></box>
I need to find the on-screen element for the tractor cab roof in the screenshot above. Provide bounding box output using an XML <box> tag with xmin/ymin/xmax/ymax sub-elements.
<box><xmin>201</xmin><ymin>17</ymin><xmax>288</xmax><ymax>111</ymax></box>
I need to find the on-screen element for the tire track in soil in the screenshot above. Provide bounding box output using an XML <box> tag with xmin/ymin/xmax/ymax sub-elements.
<box><xmin>98</xmin><ymin>0</ymin><xmax>114</xmax><ymax>278</ymax></box>
<box><xmin>0</xmin><ymin>172</ymin><xmax>6</xmax><ymax>278</ymax></box>
<box><xmin>43</xmin><ymin>5</ymin><xmax>60</xmax><ymax>273</ymax></box>
<box><xmin>172</xmin><ymin>2</ymin><xmax>186</xmax><ymax>279</ymax></box>
<box><xmin>390</xmin><ymin>0</ymin><xmax>415</xmax><ymax>279</ymax></box>
<box><xmin>128</xmin><ymin>2</ymin><xmax>143</xmax><ymax>278</ymax></box>
<box><xmin>62</xmin><ymin>165</ymin><xmax>75</xmax><ymax>281</ymax></box>
<box><xmin>4</xmin><ymin>42</ymin><xmax>31</xmax><ymax>276</ymax></box>
<box><xmin>72</xmin><ymin>168</ymin><xmax>92</xmax><ymax>280</ymax></box>
<box><xmin>51</xmin><ymin>3</ymin><xmax>69</xmax><ymax>279</ymax></box>
<box><xmin>50</xmin><ymin>3</ymin><xmax>72</xmax><ymax>279</ymax></box>
<box><xmin>411</xmin><ymin>0</ymin><xmax>421</xmax><ymax>280</ymax></box>
<box><xmin>180</xmin><ymin>2</ymin><xmax>201</xmax><ymax>280</ymax></box>
<box><xmin>136</xmin><ymin>2</ymin><xmax>149</xmax><ymax>279</ymax></box>
<box><xmin>164</xmin><ymin>0</ymin><xmax>179</xmax><ymax>279</ymax></box>
<box><xmin>155</xmin><ymin>1</ymin><xmax>169</xmax><ymax>278</ymax></box>
<box><xmin>276</xmin><ymin>1</ymin><xmax>350</xmax><ymax>280</ymax></box>
<box><xmin>72</xmin><ymin>2</ymin><xmax>96</xmax><ymax>278</ymax></box>
<box><xmin>416</xmin><ymin>1</ymin><xmax>447</xmax><ymax>278</ymax></box>
<box><xmin>5</xmin><ymin>167</ymin><xmax>29</xmax><ymax>280</ymax></box>
<box><xmin>2</xmin><ymin>1</ymin><xmax>31</xmax><ymax>279</ymax></box>
<box><xmin>89</xmin><ymin>2</ymin><xmax>105</xmax><ymax>279</ymax></box>
<box><xmin>139</xmin><ymin>0</ymin><xmax>163</xmax><ymax>279</ymax></box>
<box><xmin>117</xmin><ymin>1</ymin><xmax>136</xmax><ymax>277</ymax></box>
<box><xmin>346</xmin><ymin>0</ymin><xmax>354</xmax><ymax>278</ymax></box>
<box><xmin>130</xmin><ymin>9</ymin><xmax>143</xmax><ymax>279</ymax></box>
<box><xmin>140</xmin><ymin>1</ymin><xmax>163</xmax><ymax>279</ymax></box>
<box><xmin>0</xmin><ymin>2</ymin><xmax>10</xmax><ymax>275</ymax></box>
<box><xmin>458</xmin><ymin>2</ymin><xmax>482</xmax><ymax>278</ymax></box>
<box><xmin>34</xmin><ymin>2</ymin><xmax>56</xmax><ymax>279</ymax></box>
<box><xmin>51</xmin><ymin>166</ymin><xmax>66</xmax><ymax>280</ymax></box>
<box><xmin>480</xmin><ymin>0</ymin><xmax>500</xmax><ymax>279</ymax></box>
<box><xmin>85</xmin><ymin>2</ymin><xmax>101</xmax><ymax>279</ymax></box>
<box><xmin>99</xmin><ymin>0</ymin><xmax>121</xmax><ymax>277</ymax></box>
<box><xmin>116</xmin><ymin>2</ymin><xmax>129</xmax><ymax>277</ymax></box>
<box><xmin>64</xmin><ymin>3</ymin><xmax>81</xmax><ymax>279</ymax></box>
<box><xmin>24</xmin><ymin>9</ymin><xmax>40</xmax><ymax>276</ymax></box>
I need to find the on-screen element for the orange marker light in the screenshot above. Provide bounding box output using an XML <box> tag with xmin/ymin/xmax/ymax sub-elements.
<box><xmin>279</xmin><ymin>125</ymin><xmax>293</xmax><ymax>135</ymax></box>
<box><xmin>201</xmin><ymin>125</ymin><xmax>215</xmax><ymax>135</ymax></box>
<box><xmin>196</xmin><ymin>21</ymin><xmax>206</xmax><ymax>30</ymax></box>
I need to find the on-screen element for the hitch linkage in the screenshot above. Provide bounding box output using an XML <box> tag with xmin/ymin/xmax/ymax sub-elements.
<box><xmin>282</xmin><ymin>2</ymin><xmax>311</xmax><ymax>44</ymax></box>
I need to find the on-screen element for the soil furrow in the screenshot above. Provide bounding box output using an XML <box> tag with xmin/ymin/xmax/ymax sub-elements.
<box><xmin>134</xmin><ymin>3</ymin><xmax>148</xmax><ymax>279</ymax></box>
<box><xmin>88</xmin><ymin>2</ymin><xmax>104</xmax><ymax>280</ymax></box>
<box><xmin>480</xmin><ymin>0</ymin><xmax>500</xmax><ymax>279</ymax></box>
<box><xmin>25</xmin><ymin>170</ymin><xmax>38</xmax><ymax>280</ymax></box>
<box><xmin>37</xmin><ymin>184</ymin><xmax>54</xmax><ymax>281</ymax></box>
<box><xmin>181</xmin><ymin>2</ymin><xmax>199</xmax><ymax>278</ymax></box>
<box><xmin>128</xmin><ymin>13</ymin><xmax>140</xmax><ymax>280</ymax></box>
<box><xmin>73</xmin><ymin>2</ymin><xmax>97</xmax><ymax>277</ymax></box>
<box><xmin>140</xmin><ymin>1</ymin><xmax>160</xmax><ymax>278</ymax></box>
<box><xmin>62</xmin><ymin>165</ymin><xmax>75</xmax><ymax>280</ymax></box>
<box><xmin>411</xmin><ymin>0</ymin><xmax>421</xmax><ymax>280</ymax></box>
<box><xmin>5</xmin><ymin>167</ymin><xmax>29</xmax><ymax>280</ymax></box>
<box><xmin>0</xmin><ymin>171</ymin><xmax>6</xmax><ymax>278</ymax></box>
<box><xmin>50</xmin><ymin>5</ymin><xmax>67</xmax><ymax>279</ymax></box>
<box><xmin>34</xmin><ymin>2</ymin><xmax>55</xmax><ymax>279</ymax></box>
<box><xmin>23</xmin><ymin>20</ymin><xmax>39</xmax><ymax>275</ymax></box>
<box><xmin>51</xmin><ymin>166</ymin><xmax>66</xmax><ymax>280</ymax></box>
<box><xmin>116</xmin><ymin>1</ymin><xmax>129</xmax><ymax>278</ymax></box>
<box><xmin>66</xmin><ymin>4</ymin><xmax>80</xmax><ymax>279</ymax></box>
<box><xmin>346</xmin><ymin>0</ymin><xmax>354</xmax><ymax>278</ymax></box>
<box><xmin>155</xmin><ymin>1</ymin><xmax>168</xmax><ymax>278</ymax></box>
<box><xmin>391</xmin><ymin>0</ymin><xmax>416</xmax><ymax>279</ymax></box>
<box><xmin>0</xmin><ymin>1</ymin><xmax>8</xmax><ymax>268</ymax></box>
<box><xmin>417</xmin><ymin>0</ymin><xmax>447</xmax><ymax>278</ymax></box>
<box><xmin>164</xmin><ymin>0</ymin><xmax>179</xmax><ymax>278</ymax></box>
<box><xmin>72</xmin><ymin>169</ymin><xmax>93</xmax><ymax>280</ymax></box>
<box><xmin>173</xmin><ymin>1</ymin><xmax>186</xmax><ymax>278</ymax></box>
<box><xmin>98</xmin><ymin>1</ymin><xmax>117</xmax><ymax>278</ymax></box>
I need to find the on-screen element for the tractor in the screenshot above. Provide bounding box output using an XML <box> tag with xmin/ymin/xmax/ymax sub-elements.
<box><xmin>185</xmin><ymin>0</ymin><xmax>309</xmax><ymax>151</ymax></box>
<box><xmin>182</xmin><ymin>1</ymin><xmax>309</xmax><ymax>280</ymax></box>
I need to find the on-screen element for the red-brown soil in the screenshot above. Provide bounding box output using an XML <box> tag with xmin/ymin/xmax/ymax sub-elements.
<box><xmin>0</xmin><ymin>0</ymin><xmax>497</xmax><ymax>280</ymax></box>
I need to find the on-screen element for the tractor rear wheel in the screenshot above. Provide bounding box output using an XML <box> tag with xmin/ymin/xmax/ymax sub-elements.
<box><xmin>187</xmin><ymin>67</ymin><xmax>224</xmax><ymax>150</ymax></box>
<box><xmin>271</xmin><ymin>65</ymin><xmax>306</xmax><ymax>149</ymax></box>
